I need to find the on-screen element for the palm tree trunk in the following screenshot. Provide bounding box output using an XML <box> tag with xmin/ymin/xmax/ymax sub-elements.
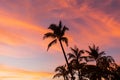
<box><xmin>63</xmin><ymin>76</ymin><xmax>65</xmax><ymax>80</ymax></box>
<box><xmin>78</xmin><ymin>70</ymin><xmax>82</xmax><ymax>80</ymax></box>
<box><xmin>66</xmin><ymin>76</ymin><xmax>69</xmax><ymax>80</ymax></box>
<box><xmin>59</xmin><ymin>40</ymin><xmax>74</xmax><ymax>80</ymax></box>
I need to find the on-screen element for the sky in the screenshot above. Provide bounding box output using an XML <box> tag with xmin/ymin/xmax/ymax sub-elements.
<box><xmin>0</xmin><ymin>0</ymin><xmax>120</xmax><ymax>80</ymax></box>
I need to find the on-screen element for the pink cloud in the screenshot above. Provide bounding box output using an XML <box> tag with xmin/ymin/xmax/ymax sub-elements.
<box><xmin>0</xmin><ymin>0</ymin><xmax>119</xmax><ymax>59</ymax></box>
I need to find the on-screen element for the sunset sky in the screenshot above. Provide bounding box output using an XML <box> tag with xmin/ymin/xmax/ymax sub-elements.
<box><xmin>0</xmin><ymin>0</ymin><xmax>120</xmax><ymax>80</ymax></box>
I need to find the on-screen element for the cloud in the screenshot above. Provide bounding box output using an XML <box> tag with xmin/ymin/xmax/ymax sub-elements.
<box><xmin>0</xmin><ymin>7</ymin><xmax>74</xmax><ymax>58</ymax></box>
<box><xmin>0</xmin><ymin>1</ymin><xmax>119</xmax><ymax>80</ymax></box>
<box><xmin>0</xmin><ymin>0</ymin><xmax>119</xmax><ymax>59</ymax></box>
<box><xmin>0</xmin><ymin>64</ymin><xmax>53</xmax><ymax>80</ymax></box>
<box><xmin>62</xmin><ymin>0</ymin><xmax>120</xmax><ymax>46</ymax></box>
<box><xmin>0</xmin><ymin>14</ymin><xmax>73</xmax><ymax>58</ymax></box>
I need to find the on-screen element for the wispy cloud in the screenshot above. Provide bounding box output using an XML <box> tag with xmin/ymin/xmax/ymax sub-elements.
<box><xmin>0</xmin><ymin>0</ymin><xmax>120</xmax><ymax>57</ymax></box>
<box><xmin>0</xmin><ymin>0</ymin><xmax>119</xmax><ymax>76</ymax></box>
<box><xmin>0</xmin><ymin>64</ymin><xmax>53</xmax><ymax>80</ymax></box>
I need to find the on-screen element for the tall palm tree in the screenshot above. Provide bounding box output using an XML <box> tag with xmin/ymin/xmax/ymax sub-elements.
<box><xmin>43</xmin><ymin>21</ymin><xmax>74</xmax><ymax>80</ymax></box>
<box><xmin>85</xmin><ymin>44</ymin><xmax>105</xmax><ymax>61</ymax></box>
<box><xmin>53</xmin><ymin>65</ymin><xmax>69</xmax><ymax>80</ymax></box>
<box><xmin>68</xmin><ymin>46</ymin><xmax>85</xmax><ymax>80</ymax></box>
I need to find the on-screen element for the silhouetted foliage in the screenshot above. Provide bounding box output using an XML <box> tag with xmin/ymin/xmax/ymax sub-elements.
<box><xmin>43</xmin><ymin>21</ymin><xmax>74</xmax><ymax>80</ymax></box>
<box><xmin>43</xmin><ymin>21</ymin><xmax>68</xmax><ymax>51</ymax></box>
<box><xmin>44</xmin><ymin>21</ymin><xmax>119</xmax><ymax>80</ymax></box>
<box><xmin>53</xmin><ymin>65</ymin><xmax>69</xmax><ymax>80</ymax></box>
<box><xmin>85</xmin><ymin>44</ymin><xmax>105</xmax><ymax>61</ymax></box>
<box><xmin>68</xmin><ymin>46</ymin><xmax>85</xmax><ymax>80</ymax></box>
<box><xmin>97</xmin><ymin>56</ymin><xmax>115</xmax><ymax>70</ymax></box>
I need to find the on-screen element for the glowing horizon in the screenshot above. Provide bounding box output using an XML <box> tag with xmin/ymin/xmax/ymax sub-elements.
<box><xmin>0</xmin><ymin>64</ymin><xmax>53</xmax><ymax>80</ymax></box>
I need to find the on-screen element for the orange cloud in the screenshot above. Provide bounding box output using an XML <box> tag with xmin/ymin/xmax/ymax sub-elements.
<box><xmin>0</xmin><ymin>64</ymin><xmax>53</xmax><ymax>80</ymax></box>
<box><xmin>88</xmin><ymin>11</ymin><xmax>120</xmax><ymax>44</ymax></box>
<box><xmin>0</xmin><ymin>14</ymin><xmax>73</xmax><ymax>57</ymax></box>
<box><xmin>61</xmin><ymin>1</ymin><xmax>120</xmax><ymax>49</ymax></box>
<box><xmin>0</xmin><ymin>14</ymin><xmax>49</xmax><ymax>57</ymax></box>
<box><xmin>0</xmin><ymin>0</ymin><xmax>119</xmax><ymax>58</ymax></box>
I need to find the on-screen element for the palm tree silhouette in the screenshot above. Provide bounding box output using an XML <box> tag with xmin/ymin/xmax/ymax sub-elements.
<box><xmin>116</xmin><ymin>66</ymin><xmax>120</xmax><ymax>75</ymax></box>
<box><xmin>68</xmin><ymin>46</ymin><xmax>85</xmax><ymax>80</ymax></box>
<box><xmin>96</xmin><ymin>56</ymin><xmax>120</xmax><ymax>80</ymax></box>
<box><xmin>114</xmin><ymin>66</ymin><xmax>120</xmax><ymax>79</ymax></box>
<box><xmin>43</xmin><ymin>21</ymin><xmax>74</xmax><ymax>80</ymax></box>
<box><xmin>82</xmin><ymin>65</ymin><xmax>107</xmax><ymax>80</ymax></box>
<box><xmin>97</xmin><ymin>56</ymin><xmax>115</xmax><ymax>70</ymax></box>
<box><xmin>53</xmin><ymin>65</ymin><xmax>69</xmax><ymax>80</ymax></box>
<box><xmin>85</xmin><ymin>44</ymin><xmax>105</xmax><ymax>61</ymax></box>
<box><xmin>85</xmin><ymin>45</ymin><xmax>118</xmax><ymax>80</ymax></box>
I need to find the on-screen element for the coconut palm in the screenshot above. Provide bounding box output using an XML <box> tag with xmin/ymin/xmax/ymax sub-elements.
<box><xmin>97</xmin><ymin>56</ymin><xmax>120</xmax><ymax>80</ymax></box>
<box><xmin>43</xmin><ymin>21</ymin><xmax>74</xmax><ymax>80</ymax></box>
<box><xmin>68</xmin><ymin>46</ymin><xmax>85</xmax><ymax>80</ymax></box>
<box><xmin>116</xmin><ymin>66</ymin><xmax>120</xmax><ymax>77</ymax></box>
<box><xmin>85</xmin><ymin>44</ymin><xmax>105</xmax><ymax>61</ymax></box>
<box><xmin>81</xmin><ymin>65</ymin><xmax>108</xmax><ymax>80</ymax></box>
<box><xmin>53</xmin><ymin>65</ymin><xmax>69</xmax><ymax>80</ymax></box>
<box><xmin>85</xmin><ymin>45</ymin><xmax>116</xmax><ymax>80</ymax></box>
<box><xmin>82</xmin><ymin>56</ymin><xmax>118</xmax><ymax>80</ymax></box>
<box><xmin>113</xmin><ymin>66</ymin><xmax>120</xmax><ymax>79</ymax></box>
<box><xmin>96</xmin><ymin>56</ymin><xmax>115</xmax><ymax>70</ymax></box>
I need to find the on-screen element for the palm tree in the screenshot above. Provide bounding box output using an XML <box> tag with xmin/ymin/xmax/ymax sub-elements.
<box><xmin>85</xmin><ymin>44</ymin><xmax>105</xmax><ymax>61</ymax></box>
<box><xmin>53</xmin><ymin>65</ymin><xmax>69</xmax><ymax>80</ymax></box>
<box><xmin>68</xmin><ymin>46</ymin><xmax>85</xmax><ymax>80</ymax></box>
<box><xmin>113</xmin><ymin>66</ymin><xmax>120</xmax><ymax>79</ymax></box>
<box><xmin>43</xmin><ymin>21</ymin><xmax>74</xmax><ymax>80</ymax></box>
<box><xmin>81</xmin><ymin>65</ymin><xmax>107</xmax><ymax>80</ymax></box>
<box><xmin>81</xmin><ymin>44</ymin><xmax>120</xmax><ymax>80</ymax></box>
<box><xmin>96</xmin><ymin>56</ymin><xmax>115</xmax><ymax>71</ymax></box>
<box><xmin>116</xmin><ymin>66</ymin><xmax>120</xmax><ymax>76</ymax></box>
<box><xmin>83</xmin><ymin>64</ymin><xmax>119</xmax><ymax>80</ymax></box>
<box><xmin>96</xmin><ymin>56</ymin><xmax>120</xmax><ymax>80</ymax></box>
<box><xmin>85</xmin><ymin>45</ymin><xmax>113</xmax><ymax>80</ymax></box>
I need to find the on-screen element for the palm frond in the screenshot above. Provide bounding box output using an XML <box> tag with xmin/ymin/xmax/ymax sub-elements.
<box><xmin>96</xmin><ymin>46</ymin><xmax>99</xmax><ymax>51</ymax></box>
<box><xmin>55</xmin><ymin>66</ymin><xmax>61</xmax><ymax>72</ymax></box>
<box><xmin>81</xmin><ymin>56</ymin><xmax>94</xmax><ymax>62</ymax></box>
<box><xmin>47</xmin><ymin>39</ymin><xmax>57</xmax><ymax>51</ymax></box>
<box><xmin>43</xmin><ymin>32</ymin><xmax>56</xmax><ymax>39</ymax></box>
<box><xmin>88</xmin><ymin>45</ymin><xmax>93</xmax><ymax>52</ymax></box>
<box><xmin>68</xmin><ymin>53</ymin><xmax>76</xmax><ymax>60</ymax></box>
<box><xmin>48</xmin><ymin>24</ymin><xmax>58</xmax><ymax>31</ymax></box>
<box><xmin>78</xmin><ymin>50</ymin><xmax>84</xmax><ymax>58</ymax></box>
<box><xmin>70</xmin><ymin>47</ymin><xmax>78</xmax><ymax>56</ymax></box>
<box><xmin>85</xmin><ymin>50</ymin><xmax>91</xmax><ymax>54</ymax></box>
<box><xmin>99</xmin><ymin>51</ymin><xmax>105</xmax><ymax>57</ymax></box>
<box><xmin>107</xmin><ymin>56</ymin><xmax>115</xmax><ymax>63</ymax></box>
<box><xmin>60</xmin><ymin>37</ymin><xmax>68</xmax><ymax>46</ymax></box>
<box><xmin>61</xmin><ymin>26</ymin><xmax>69</xmax><ymax>36</ymax></box>
<box><xmin>93</xmin><ymin>44</ymin><xmax>96</xmax><ymax>49</ymax></box>
<box><xmin>53</xmin><ymin>73</ymin><xmax>62</xmax><ymax>79</ymax></box>
<box><xmin>59</xmin><ymin>20</ymin><xmax>62</xmax><ymax>30</ymax></box>
<box><xmin>55</xmin><ymin>66</ymin><xmax>66</xmax><ymax>72</ymax></box>
<box><xmin>78</xmin><ymin>62</ymin><xmax>86</xmax><ymax>68</ymax></box>
<box><xmin>79</xmin><ymin>50</ymin><xmax>84</xmax><ymax>53</ymax></box>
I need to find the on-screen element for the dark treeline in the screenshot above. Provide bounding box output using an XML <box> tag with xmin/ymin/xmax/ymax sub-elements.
<box><xmin>43</xmin><ymin>21</ymin><xmax>120</xmax><ymax>80</ymax></box>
